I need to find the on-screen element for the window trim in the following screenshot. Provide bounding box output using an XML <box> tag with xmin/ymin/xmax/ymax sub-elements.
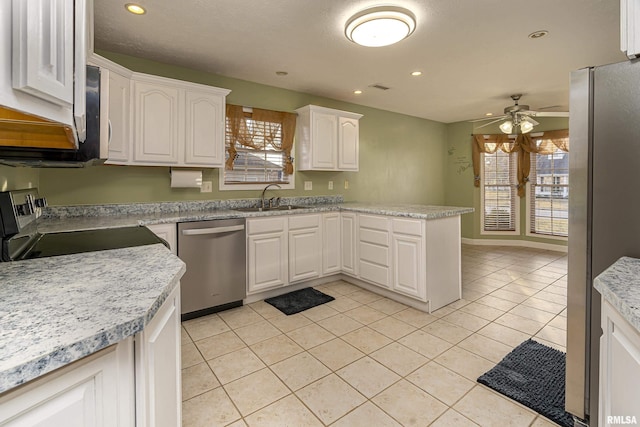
<box><xmin>218</xmin><ymin>167</ymin><xmax>295</xmax><ymax>191</ymax></box>
<box><xmin>479</xmin><ymin>151</ymin><xmax>520</xmax><ymax>236</ymax></box>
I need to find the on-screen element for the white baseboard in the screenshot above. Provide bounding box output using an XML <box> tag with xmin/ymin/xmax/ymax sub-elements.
<box><xmin>461</xmin><ymin>237</ymin><xmax>567</xmax><ymax>253</ymax></box>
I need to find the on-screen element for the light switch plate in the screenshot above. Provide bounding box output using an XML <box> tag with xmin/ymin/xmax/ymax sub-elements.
<box><xmin>328</xmin><ymin>181</ymin><xmax>333</xmax><ymax>190</ymax></box>
<box><xmin>344</xmin><ymin>180</ymin><xmax>349</xmax><ymax>190</ymax></box>
<box><xmin>201</xmin><ymin>181</ymin><xmax>213</xmax><ymax>192</ymax></box>
<box><xmin>304</xmin><ymin>181</ymin><xmax>312</xmax><ymax>191</ymax></box>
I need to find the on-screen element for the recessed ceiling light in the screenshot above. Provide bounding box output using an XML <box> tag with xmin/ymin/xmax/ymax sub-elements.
<box><xmin>354</xmin><ymin>90</ymin><xmax>363</xmax><ymax>95</ymax></box>
<box><xmin>410</xmin><ymin>71</ymin><xmax>422</xmax><ymax>76</ymax></box>
<box><xmin>345</xmin><ymin>6</ymin><xmax>416</xmax><ymax>47</ymax></box>
<box><xmin>275</xmin><ymin>71</ymin><xmax>288</xmax><ymax>76</ymax></box>
<box><xmin>125</xmin><ymin>3</ymin><xmax>146</xmax><ymax>15</ymax></box>
<box><xmin>528</xmin><ymin>30</ymin><xmax>548</xmax><ymax>39</ymax></box>
<box><xmin>485</xmin><ymin>113</ymin><xmax>493</xmax><ymax>116</ymax></box>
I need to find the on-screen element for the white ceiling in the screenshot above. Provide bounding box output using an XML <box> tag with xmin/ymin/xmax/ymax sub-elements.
<box><xmin>93</xmin><ymin>0</ymin><xmax>626</xmax><ymax>124</ymax></box>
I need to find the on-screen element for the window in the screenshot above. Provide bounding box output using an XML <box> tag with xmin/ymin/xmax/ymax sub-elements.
<box><xmin>528</xmin><ymin>144</ymin><xmax>569</xmax><ymax>238</ymax></box>
<box><xmin>481</xmin><ymin>149</ymin><xmax>518</xmax><ymax>233</ymax></box>
<box><xmin>220</xmin><ymin>105</ymin><xmax>296</xmax><ymax>190</ymax></box>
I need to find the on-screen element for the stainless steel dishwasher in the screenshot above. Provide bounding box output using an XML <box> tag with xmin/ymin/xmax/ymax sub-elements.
<box><xmin>178</xmin><ymin>218</ymin><xmax>246</xmax><ymax>320</ymax></box>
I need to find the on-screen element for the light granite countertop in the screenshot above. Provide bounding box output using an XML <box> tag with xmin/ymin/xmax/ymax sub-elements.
<box><xmin>37</xmin><ymin>201</ymin><xmax>473</xmax><ymax>233</ymax></box>
<box><xmin>0</xmin><ymin>197</ymin><xmax>471</xmax><ymax>394</ymax></box>
<box><xmin>0</xmin><ymin>244</ymin><xmax>186</xmax><ymax>394</ymax></box>
<box><xmin>594</xmin><ymin>257</ymin><xmax>640</xmax><ymax>333</ymax></box>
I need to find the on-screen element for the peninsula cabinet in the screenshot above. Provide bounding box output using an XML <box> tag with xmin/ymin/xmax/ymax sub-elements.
<box><xmin>0</xmin><ymin>285</ymin><xmax>182</xmax><ymax>427</ymax></box>
<box><xmin>599</xmin><ymin>299</ymin><xmax>640</xmax><ymax>426</ymax></box>
<box><xmin>391</xmin><ymin>218</ymin><xmax>426</xmax><ymax>300</ymax></box>
<box><xmin>295</xmin><ymin>105</ymin><xmax>362</xmax><ymax>171</ymax></box>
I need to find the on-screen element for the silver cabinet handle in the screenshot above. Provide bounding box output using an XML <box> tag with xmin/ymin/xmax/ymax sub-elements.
<box><xmin>181</xmin><ymin>225</ymin><xmax>245</xmax><ymax>236</ymax></box>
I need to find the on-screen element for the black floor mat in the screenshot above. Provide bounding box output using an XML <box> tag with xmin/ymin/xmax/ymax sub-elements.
<box><xmin>265</xmin><ymin>287</ymin><xmax>335</xmax><ymax>315</ymax></box>
<box><xmin>477</xmin><ymin>339</ymin><xmax>573</xmax><ymax>427</ymax></box>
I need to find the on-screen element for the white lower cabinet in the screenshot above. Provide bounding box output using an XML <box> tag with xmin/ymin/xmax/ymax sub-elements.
<box><xmin>599</xmin><ymin>298</ymin><xmax>640</xmax><ymax>427</ymax></box>
<box><xmin>135</xmin><ymin>285</ymin><xmax>182</xmax><ymax>427</ymax></box>
<box><xmin>0</xmin><ymin>285</ymin><xmax>182</xmax><ymax>427</ymax></box>
<box><xmin>0</xmin><ymin>341</ymin><xmax>134</xmax><ymax>427</ymax></box>
<box><xmin>340</xmin><ymin>212</ymin><xmax>358</xmax><ymax>276</ymax></box>
<box><xmin>247</xmin><ymin>217</ymin><xmax>288</xmax><ymax>294</ymax></box>
<box><xmin>322</xmin><ymin>212</ymin><xmax>341</xmax><ymax>275</ymax></box>
<box><xmin>288</xmin><ymin>215</ymin><xmax>322</xmax><ymax>283</ymax></box>
<box><xmin>391</xmin><ymin>218</ymin><xmax>426</xmax><ymax>300</ymax></box>
<box><xmin>357</xmin><ymin>214</ymin><xmax>391</xmax><ymax>288</ymax></box>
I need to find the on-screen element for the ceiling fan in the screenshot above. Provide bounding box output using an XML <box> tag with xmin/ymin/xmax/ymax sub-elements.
<box><xmin>473</xmin><ymin>94</ymin><xmax>569</xmax><ymax>134</ymax></box>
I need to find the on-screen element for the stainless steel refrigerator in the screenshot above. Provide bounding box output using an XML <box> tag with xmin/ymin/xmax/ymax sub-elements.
<box><xmin>567</xmin><ymin>59</ymin><xmax>640</xmax><ymax>426</ymax></box>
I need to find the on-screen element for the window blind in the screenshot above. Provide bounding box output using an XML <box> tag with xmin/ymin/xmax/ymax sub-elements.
<box><xmin>529</xmin><ymin>149</ymin><xmax>569</xmax><ymax>237</ymax></box>
<box><xmin>482</xmin><ymin>151</ymin><xmax>517</xmax><ymax>231</ymax></box>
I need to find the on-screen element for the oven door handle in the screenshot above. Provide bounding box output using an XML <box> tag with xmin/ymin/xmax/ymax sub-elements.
<box><xmin>181</xmin><ymin>225</ymin><xmax>245</xmax><ymax>236</ymax></box>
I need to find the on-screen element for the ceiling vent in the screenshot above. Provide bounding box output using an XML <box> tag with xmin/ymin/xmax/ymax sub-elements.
<box><xmin>369</xmin><ymin>84</ymin><xmax>391</xmax><ymax>91</ymax></box>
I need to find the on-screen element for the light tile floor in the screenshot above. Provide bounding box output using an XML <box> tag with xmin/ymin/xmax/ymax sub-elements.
<box><xmin>181</xmin><ymin>244</ymin><xmax>568</xmax><ymax>426</ymax></box>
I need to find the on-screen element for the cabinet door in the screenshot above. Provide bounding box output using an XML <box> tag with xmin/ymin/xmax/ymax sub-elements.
<box><xmin>12</xmin><ymin>0</ymin><xmax>74</xmax><ymax>106</ymax></box>
<box><xmin>341</xmin><ymin>212</ymin><xmax>358</xmax><ymax>276</ymax></box>
<box><xmin>392</xmin><ymin>234</ymin><xmax>425</xmax><ymax>300</ymax></box>
<box><xmin>310</xmin><ymin>111</ymin><xmax>338</xmax><ymax>169</ymax></box>
<box><xmin>146</xmin><ymin>223</ymin><xmax>177</xmax><ymax>255</ymax></box>
<box><xmin>599</xmin><ymin>300</ymin><xmax>640</xmax><ymax>426</ymax></box>
<box><xmin>289</xmin><ymin>226</ymin><xmax>322</xmax><ymax>283</ymax></box>
<box><xmin>337</xmin><ymin>117</ymin><xmax>359</xmax><ymax>171</ymax></box>
<box><xmin>105</xmin><ymin>69</ymin><xmax>131</xmax><ymax>163</ymax></box>
<box><xmin>132</xmin><ymin>80</ymin><xmax>180</xmax><ymax>164</ymax></box>
<box><xmin>0</xmin><ymin>343</ymin><xmax>134</xmax><ymax>427</ymax></box>
<box><xmin>184</xmin><ymin>90</ymin><xmax>225</xmax><ymax>166</ymax></box>
<box><xmin>248</xmin><ymin>232</ymin><xmax>288</xmax><ymax>294</ymax></box>
<box><xmin>323</xmin><ymin>212</ymin><xmax>341</xmax><ymax>275</ymax></box>
<box><xmin>621</xmin><ymin>0</ymin><xmax>640</xmax><ymax>59</ymax></box>
<box><xmin>135</xmin><ymin>285</ymin><xmax>181</xmax><ymax>427</ymax></box>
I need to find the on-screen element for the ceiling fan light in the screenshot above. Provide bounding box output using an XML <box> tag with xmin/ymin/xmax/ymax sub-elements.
<box><xmin>520</xmin><ymin>120</ymin><xmax>534</xmax><ymax>134</ymax></box>
<box><xmin>499</xmin><ymin>120</ymin><xmax>513</xmax><ymax>134</ymax></box>
<box><xmin>345</xmin><ymin>7</ymin><xmax>416</xmax><ymax>47</ymax></box>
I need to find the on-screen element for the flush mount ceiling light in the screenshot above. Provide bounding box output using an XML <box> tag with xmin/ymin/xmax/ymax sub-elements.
<box><xmin>345</xmin><ymin>6</ymin><xmax>416</xmax><ymax>47</ymax></box>
<box><xmin>125</xmin><ymin>3</ymin><xmax>146</xmax><ymax>15</ymax></box>
<box><xmin>528</xmin><ymin>30</ymin><xmax>548</xmax><ymax>39</ymax></box>
<box><xmin>410</xmin><ymin>71</ymin><xmax>422</xmax><ymax>76</ymax></box>
<box><xmin>354</xmin><ymin>90</ymin><xmax>363</xmax><ymax>94</ymax></box>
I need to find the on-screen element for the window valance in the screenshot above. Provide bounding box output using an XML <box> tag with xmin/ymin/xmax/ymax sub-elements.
<box><xmin>225</xmin><ymin>104</ymin><xmax>297</xmax><ymax>174</ymax></box>
<box><xmin>472</xmin><ymin>129</ymin><xmax>569</xmax><ymax>197</ymax></box>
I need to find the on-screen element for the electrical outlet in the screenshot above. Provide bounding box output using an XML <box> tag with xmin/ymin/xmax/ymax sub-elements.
<box><xmin>344</xmin><ymin>180</ymin><xmax>349</xmax><ymax>190</ymax></box>
<box><xmin>304</xmin><ymin>181</ymin><xmax>312</xmax><ymax>191</ymax></box>
<box><xmin>201</xmin><ymin>181</ymin><xmax>213</xmax><ymax>193</ymax></box>
<box><xmin>328</xmin><ymin>181</ymin><xmax>334</xmax><ymax>190</ymax></box>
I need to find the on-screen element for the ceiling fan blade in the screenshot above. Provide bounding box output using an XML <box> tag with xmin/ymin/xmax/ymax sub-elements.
<box><xmin>469</xmin><ymin>114</ymin><xmax>506</xmax><ymax>123</ymax></box>
<box><xmin>474</xmin><ymin>118</ymin><xmax>505</xmax><ymax>129</ymax></box>
<box><xmin>527</xmin><ymin>117</ymin><xmax>540</xmax><ymax>126</ymax></box>
<box><xmin>530</xmin><ymin>111</ymin><xmax>570</xmax><ymax>117</ymax></box>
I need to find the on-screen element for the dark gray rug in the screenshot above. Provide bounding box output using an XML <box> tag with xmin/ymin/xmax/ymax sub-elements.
<box><xmin>477</xmin><ymin>339</ymin><xmax>573</xmax><ymax>427</ymax></box>
<box><xmin>265</xmin><ymin>287</ymin><xmax>335</xmax><ymax>315</ymax></box>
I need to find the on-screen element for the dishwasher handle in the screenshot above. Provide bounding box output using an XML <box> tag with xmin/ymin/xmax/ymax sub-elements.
<box><xmin>181</xmin><ymin>225</ymin><xmax>245</xmax><ymax>236</ymax></box>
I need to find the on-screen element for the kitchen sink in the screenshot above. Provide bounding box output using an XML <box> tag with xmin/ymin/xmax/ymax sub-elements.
<box><xmin>233</xmin><ymin>205</ymin><xmax>306</xmax><ymax>212</ymax></box>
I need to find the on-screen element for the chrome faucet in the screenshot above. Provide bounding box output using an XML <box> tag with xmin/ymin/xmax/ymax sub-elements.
<box><xmin>261</xmin><ymin>184</ymin><xmax>281</xmax><ymax>209</ymax></box>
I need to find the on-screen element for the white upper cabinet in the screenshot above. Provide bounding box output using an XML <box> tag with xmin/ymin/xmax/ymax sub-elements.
<box><xmin>184</xmin><ymin>89</ymin><xmax>226</xmax><ymax>166</ymax></box>
<box><xmin>133</xmin><ymin>78</ymin><xmax>181</xmax><ymax>164</ymax></box>
<box><xmin>129</xmin><ymin>73</ymin><xmax>230</xmax><ymax>167</ymax></box>
<box><xmin>295</xmin><ymin>105</ymin><xmax>362</xmax><ymax>171</ymax></box>
<box><xmin>621</xmin><ymin>0</ymin><xmax>640</xmax><ymax>58</ymax></box>
<box><xmin>1</xmin><ymin>0</ymin><xmax>86</xmax><ymax>137</ymax></box>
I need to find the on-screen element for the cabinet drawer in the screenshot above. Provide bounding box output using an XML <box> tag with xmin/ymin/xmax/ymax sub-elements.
<box><xmin>392</xmin><ymin>218</ymin><xmax>423</xmax><ymax>236</ymax></box>
<box><xmin>247</xmin><ymin>217</ymin><xmax>286</xmax><ymax>234</ymax></box>
<box><xmin>359</xmin><ymin>242</ymin><xmax>389</xmax><ymax>266</ymax></box>
<box><xmin>289</xmin><ymin>214</ymin><xmax>320</xmax><ymax>230</ymax></box>
<box><xmin>359</xmin><ymin>228</ymin><xmax>389</xmax><ymax>246</ymax></box>
<box><xmin>359</xmin><ymin>214</ymin><xmax>389</xmax><ymax>231</ymax></box>
<box><xmin>359</xmin><ymin>261</ymin><xmax>390</xmax><ymax>288</ymax></box>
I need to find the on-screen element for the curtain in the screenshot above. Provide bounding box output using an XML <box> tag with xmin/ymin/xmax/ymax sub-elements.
<box><xmin>225</xmin><ymin>104</ymin><xmax>297</xmax><ymax>174</ymax></box>
<box><xmin>472</xmin><ymin>129</ymin><xmax>569</xmax><ymax>197</ymax></box>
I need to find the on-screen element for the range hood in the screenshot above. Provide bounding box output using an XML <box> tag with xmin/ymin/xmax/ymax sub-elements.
<box><xmin>0</xmin><ymin>106</ymin><xmax>77</xmax><ymax>150</ymax></box>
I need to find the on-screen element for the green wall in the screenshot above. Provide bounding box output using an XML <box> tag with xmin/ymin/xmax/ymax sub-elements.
<box><xmin>444</xmin><ymin>117</ymin><xmax>569</xmax><ymax>246</ymax></box>
<box><xmin>0</xmin><ymin>166</ymin><xmax>39</xmax><ymax>192</ymax></box>
<box><xmin>32</xmin><ymin>51</ymin><xmax>446</xmax><ymax>206</ymax></box>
